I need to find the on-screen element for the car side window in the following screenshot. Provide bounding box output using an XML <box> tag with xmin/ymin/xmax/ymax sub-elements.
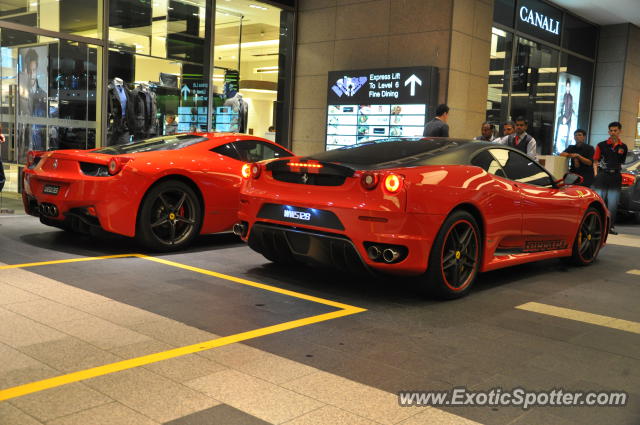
<box><xmin>233</xmin><ymin>140</ymin><xmax>291</xmax><ymax>162</ymax></box>
<box><xmin>470</xmin><ymin>150</ymin><xmax>507</xmax><ymax>178</ymax></box>
<box><xmin>211</xmin><ymin>143</ymin><xmax>241</xmax><ymax>160</ymax></box>
<box><xmin>488</xmin><ymin>148</ymin><xmax>555</xmax><ymax>187</ymax></box>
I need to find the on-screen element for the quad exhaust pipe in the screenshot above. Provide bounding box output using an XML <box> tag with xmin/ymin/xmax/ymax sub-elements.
<box><xmin>39</xmin><ymin>203</ymin><xmax>59</xmax><ymax>217</ymax></box>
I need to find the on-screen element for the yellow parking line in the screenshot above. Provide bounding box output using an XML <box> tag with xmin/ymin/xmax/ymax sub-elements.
<box><xmin>0</xmin><ymin>308</ymin><xmax>362</xmax><ymax>402</ymax></box>
<box><xmin>0</xmin><ymin>254</ymin><xmax>367</xmax><ymax>401</ymax></box>
<box><xmin>627</xmin><ymin>270</ymin><xmax>640</xmax><ymax>276</ymax></box>
<box><xmin>516</xmin><ymin>302</ymin><xmax>640</xmax><ymax>334</ymax></box>
<box><xmin>0</xmin><ymin>254</ymin><xmax>136</xmax><ymax>270</ymax></box>
<box><xmin>137</xmin><ymin>254</ymin><xmax>359</xmax><ymax>310</ymax></box>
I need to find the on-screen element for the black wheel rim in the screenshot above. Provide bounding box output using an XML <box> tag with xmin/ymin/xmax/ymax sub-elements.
<box><xmin>578</xmin><ymin>211</ymin><xmax>602</xmax><ymax>262</ymax></box>
<box><xmin>440</xmin><ymin>220</ymin><xmax>479</xmax><ymax>290</ymax></box>
<box><xmin>149</xmin><ymin>189</ymin><xmax>197</xmax><ymax>245</ymax></box>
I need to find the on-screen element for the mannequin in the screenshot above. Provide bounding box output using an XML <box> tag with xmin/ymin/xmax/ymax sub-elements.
<box><xmin>107</xmin><ymin>78</ymin><xmax>135</xmax><ymax>145</ymax></box>
<box><xmin>132</xmin><ymin>82</ymin><xmax>158</xmax><ymax>140</ymax></box>
<box><xmin>223</xmin><ymin>92</ymin><xmax>248</xmax><ymax>133</ymax></box>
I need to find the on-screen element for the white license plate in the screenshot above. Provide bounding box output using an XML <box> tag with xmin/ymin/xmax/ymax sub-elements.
<box><xmin>43</xmin><ymin>184</ymin><xmax>60</xmax><ymax>195</ymax></box>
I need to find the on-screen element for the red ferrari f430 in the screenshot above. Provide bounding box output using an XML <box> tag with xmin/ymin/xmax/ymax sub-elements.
<box><xmin>23</xmin><ymin>133</ymin><xmax>292</xmax><ymax>251</ymax></box>
<box><xmin>236</xmin><ymin>138</ymin><xmax>608</xmax><ymax>298</ymax></box>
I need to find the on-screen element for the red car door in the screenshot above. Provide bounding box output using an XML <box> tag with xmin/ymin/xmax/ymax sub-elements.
<box><xmin>491</xmin><ymin>148</ymin><xmax>581</xmax><ymax>247</ymax></box>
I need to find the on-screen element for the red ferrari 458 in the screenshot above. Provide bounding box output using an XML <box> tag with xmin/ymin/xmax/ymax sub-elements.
<box><xmin>23</xmin><ymin>133</ymin><xmax>292</xmax><ymax>251</ymax></box>
<box><xmin>236</xmin><ymin>138</ymin><xmax>608</xmax><ymax>298</ymax></box>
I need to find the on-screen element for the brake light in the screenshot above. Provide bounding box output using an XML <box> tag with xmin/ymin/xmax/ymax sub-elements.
<box><xmin>383</xmin><ymin>173</ymin><xmax>403</xmax><ymax>193</ymax></box>
<box><xmin>288</xmin><ymin>161</ymin><xmax>322</xmax><ymax>168</ymax></box>
<box><xmin>241</xmin><ymin>163</ymin><xmax>251</xmax><ymax>179</ymax></box>
<box><xmin>251</xmin><ymin>163</ymin><xmax>262</xmax><ymax>179</ymax></box>
<box><xmin>361</xmin><ymin>172</ymin><xmax>379</xmax><ymax>190</ymax></box>
<box><xmin>621</xmin><ymin>173</ymin><xmax>635</xmax><ymax>186</ymax></box>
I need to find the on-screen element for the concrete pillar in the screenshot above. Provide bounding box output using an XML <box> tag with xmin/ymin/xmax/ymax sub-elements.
<box><xmin>590</xmin><ymin>24</ymin><xmax>640</xmax><ymax>148</ymax></box>
<box><xmin>293</xmin><ymin>0</ymin><xmax>494</xmax><ymax>155</ymax></box>
<box><xmin>446</xmin><ymin>0</ymin><xmax>493</xmax><ymax>139</ymax></box>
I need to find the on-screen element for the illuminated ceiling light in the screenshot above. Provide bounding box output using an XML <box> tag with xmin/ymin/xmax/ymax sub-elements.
<box><xmin>254</xmin><ymin>66</ymin><xmax>279</xmax><ymax>74</ymax></box>
<box><xmin>249</xmin><ymin>4</ymin><xmax>268</xmax><ymax>10</ymax></box>
<box><xmin>241</xmin><ymin>88</ymin><xmax>277</xmax><ymax>94</ymax></box>
<box><xmin>215</xmin><ymin>39</ymin><xmax>279</xmax><ymax>51</ymax></box>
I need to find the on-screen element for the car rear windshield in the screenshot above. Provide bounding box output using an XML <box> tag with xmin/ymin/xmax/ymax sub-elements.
<box><xmin>94</xmin><ymin>135</ymin><xmax>208</xmax><ymax>155</ymax></box>
<box><xmin>308</xmin><ymin>138</ymin><xmax>473</xmax><ymax>168</ymax></box>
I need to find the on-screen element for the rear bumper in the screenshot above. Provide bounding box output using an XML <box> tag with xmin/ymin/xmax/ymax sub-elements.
<box><xmin>22</xmin><ymin>169</ymin><xmax>141</xmax><ymax>236</ymax></box>
<box><xmin>239</xmin><ymin>200</ymin><xmax>445</xmax><ymax>276</ymax></box>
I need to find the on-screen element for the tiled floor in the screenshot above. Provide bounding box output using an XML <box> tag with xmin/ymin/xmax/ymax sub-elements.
<box><xmin>0</xmin><ymin>214</ymin><xmax>639</xmax><ymax>424</ymax></box>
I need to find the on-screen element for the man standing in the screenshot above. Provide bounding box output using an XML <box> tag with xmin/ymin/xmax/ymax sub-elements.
<box><xmin>502</xmin><ymin>117</ymin><xmax>537</xmax><ymax>160</ymax></box>
<box><xmin>496</xmin><ymin>120</ymin><xmax>515</xmax><ymax>143</ymax></box>
<box><xmin>423</xmin><ymin>104</ymin><xmax>449</xmax><ymax>137</ymax></box>
<box><xmin>592</xmin><ymin>122</ymin><xmax>628</xmax><ymax>235</ymax></box>
<box><xmin>474</xmin><ymin>122</ymin><xmax>495</xmax><ymax>141</ymax></box>
<box><xmin>559</xmin><ymin>129</ymin><xmax>594</xmax><ymax>187</ymax></box>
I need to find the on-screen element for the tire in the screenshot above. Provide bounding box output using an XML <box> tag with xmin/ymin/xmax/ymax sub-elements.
<box><xmin>423</xmin><ymin>210</ymin><xmax>481</xmax><ymax>299</ymax></box>
<box><xmin>136</xmin><ymin>180</ymin><xmax>202</xmax><ymax>251</ymax></box>
<box><xmin>569</xmin><ymin>207</ymin><xmax>604</xmax><ymax>266</ymax></box>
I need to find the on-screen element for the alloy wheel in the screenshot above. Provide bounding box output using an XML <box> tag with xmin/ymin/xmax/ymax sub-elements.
<box><xmin>149</xmin><ymin>189</ymin><xmax>197</xmax><ymax>245</ymax></box>
<box><xmin>440</xmin><ymin>220</ymin><xmax>479</xmax><ymax>290</ymax></box>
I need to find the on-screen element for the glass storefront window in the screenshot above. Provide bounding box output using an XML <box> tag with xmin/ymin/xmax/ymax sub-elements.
<box><xmin>510</xmin><ymin>37</ymin><xmax>558</xmax><ymax>155</ymax></box>
<box><xmin>0</xmin><ymin>28</ymin><xmax>101</xmax><ymax>192</ymax></box>
<box><xmin>212</xmin><ymin>0</ymin><xmax>282</xmax><ymax>141</ymax></box>
<box><xmin>486</xmin><ymin>27</ymin><xmax>513</xmax><ymax>130</ymax></box>
<box><xmin>0</xmin><ymin>0</ymin><xmax>102</xmax><ymax>39</ymax></box>
<box><xmin>553</xmin><ymin>53</ymin><xmax>593</xmax><ymax>153</ymax></box>
<box><xmin>108</xmin><ymin>0</ymin><xmax>210</xmax><ymax>145</ymax></box>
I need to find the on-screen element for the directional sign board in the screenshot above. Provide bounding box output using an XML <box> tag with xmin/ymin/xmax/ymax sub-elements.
<box><xmin>326</xmin><ymin>66</ymin><xmax>438</xmax><ymax>150</ymax></box>
<box><xmin>178</xmin><ymin>79</ymin><xmax>209</xmax><ymax>132</ymax></box>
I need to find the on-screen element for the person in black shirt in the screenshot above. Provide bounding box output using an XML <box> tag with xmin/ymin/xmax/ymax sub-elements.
<box><xmin>559</xmin><ymin>129</ymin><xmax>594</xmax><ymax>187</ymax></box>
<box><xmin>423</xmin><ymin>104</ymin><xmax>449</xmax><ymax>137</ymax></box>
<box><xmin>592</xmin><ymin>121</ymin><xmax>628</xmax><ymax>234</ymax></box>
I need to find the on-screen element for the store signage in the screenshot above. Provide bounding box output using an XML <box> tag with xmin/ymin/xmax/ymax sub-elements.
<box><xmin>519</xmin><ymin>6</ymin><xmax>559</xmax><ymax>35</ymax></box>
<box><xmin>325</xmin><ymin>66</ymin><xmax>438</xmax><ymax>150</ymax></box>
<box><xmin>516</xmin><ymin>0</ymin><xmax>562</xmax><ymax>44</ymax></box>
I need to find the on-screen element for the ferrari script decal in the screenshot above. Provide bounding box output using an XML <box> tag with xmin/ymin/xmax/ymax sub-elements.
<box><xmin>523</xmin><ymin>240</ymin><xmax>568</xmax><ymax>252</ymax></box>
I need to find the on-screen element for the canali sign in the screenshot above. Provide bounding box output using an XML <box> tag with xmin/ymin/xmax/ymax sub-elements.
<box><xmin>519</xmin><ymin>6</ymin><xmax>560</xmax><ymax>35</ymax></box>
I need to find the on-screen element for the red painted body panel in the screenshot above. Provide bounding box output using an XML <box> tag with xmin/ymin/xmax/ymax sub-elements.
<box><xmin>23</xmin><ymin>133</ymin><xmax>291</xmax><ymax>238</ymax></box>
<box><xmin>238</xmin><ymin>157</ymin><xmax>607</xmax><ymax>276</ymax></box>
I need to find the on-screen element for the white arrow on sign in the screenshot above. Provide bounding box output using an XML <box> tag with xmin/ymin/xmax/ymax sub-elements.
<box><xmin>404</xmin><ymin>74</ymin><xmax>422</xmax><ymax>96</ymax></box>
<box><xmin>181</xmin><ymin>84</ymin><xmax>191</xmax><ymax>100</ymax></box>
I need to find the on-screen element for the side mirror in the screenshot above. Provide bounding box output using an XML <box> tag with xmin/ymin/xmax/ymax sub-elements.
<box><xmin>562</xmin><ymin>172</ymin><xmax>584</xmax><ymax>186</ymax></box>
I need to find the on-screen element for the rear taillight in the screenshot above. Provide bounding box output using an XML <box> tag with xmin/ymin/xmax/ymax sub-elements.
<box><xmin>26</xmin><ymin>151</ymin><xmax>42</xmax><ymax>167</ymax></box>
<box><xmin>108</xmin><ymin>157</ymin><xmax>131</xmax><ymax>175</ymax></box>
<box><xmin>621</xmin><ymin>173</ymin><xmax>635</xmax><ymax>186</ymax></box>
<box><xmin>251</xmin><ymin>163</ymin><xmax>262</xmax><ymax>179</ymax></box>
<box><xmin>241</xmin><ymin>163</ymin><xmax>251</xmax><ymax>179</ymax></box>
<box><xmin>360</xmin><ymin>172</ymin><xmax>379</xmax><ymax>190</ymax></box>
<box><xmin>383</xmin><ymin>173</ymin><xmax>403</xmax><ymax>193</ymax></box>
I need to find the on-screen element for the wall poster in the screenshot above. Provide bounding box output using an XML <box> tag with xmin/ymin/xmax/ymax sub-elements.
<box><xmin>553</xmin><ymin>72</ymin><xmax>581</xmax><ymax>154</ymax></box>
<box><xmin>17</xmin><ymin>45</ymin><xmax>49</xmax><ymax>161</ymax></box>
